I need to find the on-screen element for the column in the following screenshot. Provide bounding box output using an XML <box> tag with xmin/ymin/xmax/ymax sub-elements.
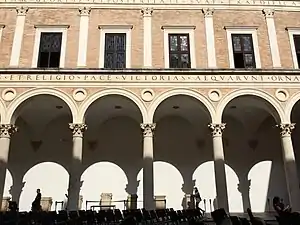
<box><xmin>208</xmin><ymin>123</ymin><xmax>229</xmax><ymax>212</ymax></box>
<box><xmin>141</xmin><ymin>8</ymin><xmax>153</xmax><ymax>68</ymax></box>
<box><xmin>278</xmin><ymin>123</ymin><xmax>300</xmax><ymax>211</ymax></box>
<box><xmin>77</xmin><ymin>7</ymin><xmax>91</xmax><ymax>67</ymax></box>
<box><xmin>263</xmin><ymin>9</ymin><xmax>281</xmax><ymax>68</ymax></box>
<box><xmin>10</xmin><ymin>6</ymin><xmax>28</xmax><ymax>67</ymax></box>
<box><xmin>0</xmin><ymin>124</ymin><xmax>18</xmax><ymax>206</ymax></box>
<box><xmin>140</xmin><ymin>123</ymin><xmax>155</xmax><ymax>210</ymax></box>
<box><xmin>67</xmin><ymin>123</ymin><xmax>87</xmax><ymax>211</ymax></box>
<box><xmin>203</xmin><ymin>8</ymin><xmax>217</xmax><ymax>68</ymax></box>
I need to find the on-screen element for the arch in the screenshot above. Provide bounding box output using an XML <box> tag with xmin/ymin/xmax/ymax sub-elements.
<box><xmin>148</xmin><ymin>89</ymin><xmax>216</xmax><ymax>123</ymax></box>
<box><xmin>80</xmin><ymin>161</ymin><xmax>128</xmax><ymax>210</ymax></box>
<box><xmin>137</xmin><ymin>161</ymin><xmax>184</xmax><ymax>210</ymax></box>
<box><xmin>79</xmin><ymin>88</ymin><xmax>148</xmax><ymax>123</ymax></box>
<box><xmin>3</xmin><ymin>169</ymin><xmax>13</xmax><ymax>197</ymax></box>
<box><xmin>193</xmin><ymin>161</ymin><xmax>243</xmax><ymax>213</ymax></box>
<box><xmin>216</xmin><ymin>89</ymin><xmax>286</xmax><ymax>124</ymax></box>
<box><xmin>5</xmin><ymin>88</ymin><xmax>78</xmax><ymax>124</ymax></box>
<box><xmin>248</xmin><ymin>160</ymin><xmax>272</xmax><ymax>212</ymax></box>
<box><xmin>19</xmin><ymin>162</ymin><xmax>69</xmax><ymax>212</ymax></box>
<box><xmin>0</xmin><ymin>98</ymin><xmax>6</xmax><ymax>123</ymax></box>
<box><xmin>285</xmin><ymin>91</ymin><xmax>300</xmax><ymax>122</ymax></box>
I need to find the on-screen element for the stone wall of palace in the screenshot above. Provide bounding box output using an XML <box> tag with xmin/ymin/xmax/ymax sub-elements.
<box><xmin>0</xmin><ymin>6</ymin><xmax>300</xmax><ymax>68</ymax></box>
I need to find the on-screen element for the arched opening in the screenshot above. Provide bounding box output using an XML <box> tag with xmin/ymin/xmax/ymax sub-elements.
<box><xmin>7</xmin><ymin>94</ymin><xmax>73</xmax><ymax>210</ymax></box>
<box><xmin>192</xmin><ymin>161</ymin><xmax>242</xmax><ymax>212</ymax></box>
<box><xmin>3</xmin><ymin>169</ymin><xmax>13</xmax><ymax>198</ymax></box>
<box><xmin>248</xmin><ymin>161</ymin><xmax>273</xmax><ymax>212</ymax></box>
<box><xmin>137</xmin><ymin>161</ymin><xmax>184</xmax><ymax>209</ymax></box>
<box><xmin>19</xmin><ymin>162</ymin><xmax>69</xmax><ymax>211</ymax></box>
<box><xmin>81</xmin><ymin>162</ymin><xmax>128</xmax><ymax>210</ymax></box>
<box><xmin>82</xmin><ymin>94</ymin><xmax>143</xmax><ymax>207</ymax></box>
<box><xmin>152</xmin><ymin>93</ymin><xmax>212</xmax><ymax>209</ymax></box>
<box><xmin>222</xmin><ymin>94</ymin><xmax>286</xmax><ymax>212</ymax></box>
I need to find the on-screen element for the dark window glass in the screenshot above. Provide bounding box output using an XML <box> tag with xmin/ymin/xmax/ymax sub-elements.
<box><xmin>168</xmin><ymin>34</ymin><xmax>191</xmax><ymax>68</ymax></box>
<box><xmin>231</xmin><ymin>34</ymin><xmax>256</xmax><ymax>69</ymax></box>
<box><xmin>293</xmin><ymin>35</ymin><xmax>300</xmax><ymax>68</ymax></box>
<box><xmin>104</xmin><ymin>33</ymin><xmax>126</xmax><ymax>69</ymax></box>
<box><xmin>37</xmin><ymin>32</ymin><xmax>62</xmax><ymax>68</ymax></box>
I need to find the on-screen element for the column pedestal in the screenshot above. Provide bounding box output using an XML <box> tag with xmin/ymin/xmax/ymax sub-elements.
<box><xmin>141</xmin><ymin>123</ymin><xmax>155</xmax><ymax>210</ymax></box>
<box><xmin>208</xmin><ymin>123</ymin><xmax>229</xmax><ymax>212</ymax></box>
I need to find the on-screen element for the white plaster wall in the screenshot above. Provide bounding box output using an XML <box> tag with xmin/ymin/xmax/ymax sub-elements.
<box><xmin>2</xmin><ymin>115</ymin><xmax>290</xmax><ymax>212</ymax></box>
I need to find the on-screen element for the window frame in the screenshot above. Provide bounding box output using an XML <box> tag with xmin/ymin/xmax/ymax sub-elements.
<box><xmin>32</xmin><ymin>25</ymin><xmax>69</xmax><ymax>68</ymax></box>
<box><xmin>287</xmin><ymin>27</ymin><xmax>300</xmax><ymax>69</ymax></box>
<box><xmin>225</xmin><ymin>26</ymin><xmax>261</xmax><ymax>69</ymax></box>
<box><xmin>98</xmin><ymin>25</ymin><xmax>132</xmax><ymax>68</ymax></box>
<box><xmin>168</xmin><ymin>33</ymin><xmax>191</xmax><ymax>69</ymax></box>
<box><xmin>162</xmin><ymin>26</ymin><xmax>196</xmax><ymax>69</ymax></box>
<box><xmin>104</xmin><ymin>33</ymin><xmax>127</xmax><ymax>69</ymax></box>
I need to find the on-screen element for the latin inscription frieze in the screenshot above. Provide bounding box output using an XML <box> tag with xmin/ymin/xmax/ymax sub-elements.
<box><xmin>1</xmin><ymin>74</ymin><xmax>300</xmax><ymax>83</ymax></box>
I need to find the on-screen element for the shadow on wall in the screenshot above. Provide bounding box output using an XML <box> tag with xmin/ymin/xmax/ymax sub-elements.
<box><xmin>2</xmin><ymin>159</ymin><xmax>287</xmax><ymax>212</ymax></box>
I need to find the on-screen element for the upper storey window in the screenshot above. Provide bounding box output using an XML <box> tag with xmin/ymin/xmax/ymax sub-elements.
<box><xmin>287</xmin><ymin>28</ymin><xmax>300</xmax><ymax>69</ymax></box>
<box><xmin>225</xmin><ymin>26</ymin><xmax>261</xmax><ymax>69</ymax></box>
<box><xmin>104</xmin><ymin>33</ymin><xmax>126</xmax><ymax>69</ymax></box>
<box><xmin>99</xmin><ymin>25</ymin><xmax>132</xmax><ymax>69</ymax></box>
<box><xmin>162</xmin><ymin>26</ymin><xmax>196</xmax><ymax>69</ymax></box>
<box><xmin>168</xmin><ymin>34</ymin><xmax>191</xmax><ymax>68</ymax></box>
<box><xmin>231</xmin><ymin>34</ymin><xmax>256</xmax><ymax>68</ymax></box>
<box><xmin>293</xmin><ymin>35</ymin><xmax>300</xmax><ymax>68</ymax></box>
<box><xmin>38</xmin><ymin>32</ymin><xmax>62</xmax><ymax>68</ymax></box>
<box><xmin>32</xmin><ymin>25</ymin><xmax>68</xmax><ymax>68</ymax></box>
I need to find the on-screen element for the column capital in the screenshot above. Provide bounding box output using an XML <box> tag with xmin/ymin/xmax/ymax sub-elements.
<box><xmin>277</xmin><ymin>123</ymin><xmax>295</xmax><ymax>137</ymax></box>
<box><xmin>141</xmin><ymin>7</ymin><xmax>153</xmax><ymax>17</ymax></box>
<box><xmin>0</xmin><ymin>124</ymin><xmax>18</xmax><ymax>138</ymax></box>
<box><xmin>69</xmin><ymin>123</ymin><xmax>87</xmax><ymax>137</ymax></box>
<box><xmin>202</xmin><ymin>8</ymin><xmax>214</xmax><ymax>17</ymax></box>
<box><xmin>16</xmin><ymin>6</ymin><xmax>28</xmax><ymax>16</ymax></box>
<box><xmin>208</xmin><ymin>123</ymin><xmax>226</xmax><ymax>137</ymax></box>
<box><xmin>79</xmin><ymin>7</ymin><xmax>91</xmax><ymax>16</ymax></box>
<box><xmin>263</xmin><ymin>9</ymin><xmax>275</xmax><ymax>18</ymax></box>
<box><xmin>140</xmin><ymin>123</ymin><xmax>156</xmax><ymax>137</ymax></box>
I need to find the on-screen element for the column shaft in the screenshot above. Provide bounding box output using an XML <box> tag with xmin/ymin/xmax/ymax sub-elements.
<box><xmin>203</xmin><ymin>8</ymin><xmax>217</xmax><ymax>68</ymax></box>
<box><xmin>10</xmin><ymin>7</ymin><xmax>28</xmax><ymax>67</ymax></box>
<box><xmin>209</xmin><ymin>123</ymin><xmax>229</xmax><ymax>212</ymax></box>
<box><xmin>77</xmin><ymin>7</ymin><xmax>91</xmax><ymax>67</ymax></box>
<box><xmin>141</xmin><ymin>123</ymin><xmax>155</xmax><ymax>210</ymax></box>
<box><xmin>0</xmin><ymin>125</ymin><xmax>17</xmax><ymax>206</ymax></box>
<box><xmin>263</xmin><ymin>9</ymin><xmax>281</xmax><ymax>68</ymax></box>
<box><xmin>141</xmin><ymin>8</ymin><xmax>153</xmax><ymax>68</ymax></box>
<box><xmin>278</xmin><ymin>123</ymin><xmax>300</xmax><ymax>210</ymax></box>
<box><xmin>67</xmin><ymin>123</ymin><xmax>87</xmax><ymax>211</ymax></box>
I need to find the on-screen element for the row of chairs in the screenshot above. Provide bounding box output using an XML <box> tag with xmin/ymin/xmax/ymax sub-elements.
<box><xmin>0</xmin><ymin>208</ymin><xmax>206</xmax><ymax>225</ymax></box>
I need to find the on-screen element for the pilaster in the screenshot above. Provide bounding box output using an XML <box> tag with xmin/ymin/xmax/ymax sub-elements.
<box><xmin>141</xmin><ymin>8</ymin><xmax>153</xmax><ymax>68</ymax></box>
<box><xmin>10</xmin><ymin>7</ymin><xmax>28</xmax><ymax>67</ymax></box>
<box><xmin>77</xmin><ymin>7</ymin><xmax>91</xmax><ymax>67</ymax></box>
<box><xmin>263</xmin><ymin>9</ymin><xmax>281</xmax><ymax>68</ymax></box>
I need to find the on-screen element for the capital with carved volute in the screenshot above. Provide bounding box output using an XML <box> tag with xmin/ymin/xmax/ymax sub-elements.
<box><xmin>263</xmin><ymin>9</ymin><xmax>275</xmax><ymax>18</ymax></box>
<box><xmin>140</xmin><ymin>123</ymin><xmax>156</xmax><ymax>137</ymax></box>
<box><xmin>141</xmin><ymin>8</ymin><xmax>153</xmax><ymax>17</ymax></box>
<box><xmin>277</xmin><ymin>123</ymin><xmax>295</xmax><ymax>137</ymax></box>
<box><xmin>16</xmin><ymin>6</ymin><xmax>28</xmax><ymax>16</ymax></box>
<box><xmin>202</xmin><ymin>8</ymin><xmax>214</xmax><ymax>17</ymax></box>
<box><xmin>0</xmin><ymin>124</ymin><xmax>18</xmax><ymax>139</ymax></box>
<box><xmin>79</xmin><ymin>7</ymin><xmax>91</xmax><ymax>16</ymax></box>
<box><xmin>69</xmin><ymin>123</ymin><xmax>87</xmax><ymax>137</ymax></box>
<box><xmin>208</xmin><ymin>123</ymin><xmax>226</xmax><ymax>137</ymax></box>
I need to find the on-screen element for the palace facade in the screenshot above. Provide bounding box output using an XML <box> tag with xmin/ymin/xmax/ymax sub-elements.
<box><xmin>1</xmin><ymin>0</ymin><xmax>300</xmax><ymax>214</ymax></box>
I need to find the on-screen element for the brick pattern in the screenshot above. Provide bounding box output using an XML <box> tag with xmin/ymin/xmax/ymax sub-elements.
<box><xmin>0</xmin><ymin>8</ymin><xmax>299</xmax><ymax>69</ymax></box>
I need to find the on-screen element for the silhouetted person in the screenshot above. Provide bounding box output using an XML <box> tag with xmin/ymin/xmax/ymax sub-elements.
<box><xmin>247</xmin><ymin>208</ymin><xmax>266</xmax><ymax>225</ymax></box>
<box><xmin>273</xmin><ymin>196</ymin><xmax>291</xmax><ymax>215</ymax></box>
<box><xmin>31</xmin><ymin>188</ymin><xmax>42</xmax><ymax>212</ymax></box>
<box><xmin>193</xmin><ymin>187</ymin><xmax>201</xmax><ymax>209</ymax></box>
<box><xmin>273</xmin><ymin>196</ymin><xmax>300</xmax><ymax>225</ymax></box>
